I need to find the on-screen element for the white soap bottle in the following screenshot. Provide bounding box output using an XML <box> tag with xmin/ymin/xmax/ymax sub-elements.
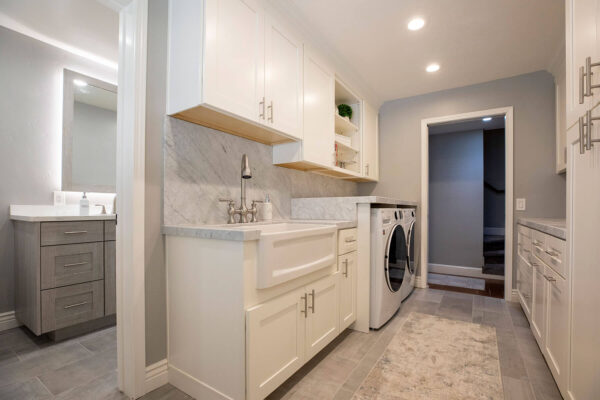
<box><xmin>262</xmin><ymin>194</ymin><xmax>273</xmax><ymax>221</ymax></box>
<box><xmin>80</xmin><ymin>192</ymin><xmax>90</xmax><ymax>215</ymax></box>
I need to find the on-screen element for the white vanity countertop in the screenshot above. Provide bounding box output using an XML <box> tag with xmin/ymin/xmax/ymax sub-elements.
<box><xmin>9</xmin><ymin>205</ymin><xmax>116</xmax><ymax>222</ymax></box>
<box><xmin>162</xmin><ymin>219</ymin><xmax>357</xmax><ymax>241</ymax></box>
<box><xmin>517</xmin><ymin>217</ymin><xmax>566</xmax><ymax>240</ymax></box>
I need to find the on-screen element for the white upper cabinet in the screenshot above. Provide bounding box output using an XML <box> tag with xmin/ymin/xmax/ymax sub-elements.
<box><xmin>167</xmin><ymin>0</ymin><xmax>301</xmax><ymax>145</ymax></box>
<box><xmin>362</xmin><ymin>101</ymin><xmax>379</xmax><ymax>181</ymax></box>
<box><xmin>264</xmin><ymin>15</ymin><xmax>303</xmax><ymax>139</ymax></box>
<box><xmin>203</xmin><ymin>0</ymin><xmax>265</xmax><ymax>123</ymax></box>
<box><xmin>566</xmin><ymin>0</ymin><xmax>598</xmax><ymax>126</ymax></box>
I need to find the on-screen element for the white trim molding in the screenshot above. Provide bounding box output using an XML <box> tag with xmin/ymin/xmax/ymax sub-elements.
<box><xmin>428</xmin><ymin>263</ymin><xmax>505</xmax><ymax>281</ymax></box>
<box><xmin>420</xmin><ymin>107</ymin><xmax>514</xmax><ymax>302</ymax></box>
<box><xmin>145</xmin><ymin>359</ymin><xmax>169</xmax><ymax>393</ymax></box>
<box><xmin>0</xmin><ymin>311</ymin><xmax>21</xmax><ymax>332</ymax></box>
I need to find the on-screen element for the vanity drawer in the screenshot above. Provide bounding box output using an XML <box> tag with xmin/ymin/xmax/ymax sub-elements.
<box><xmin>41</xmin><ymin>221</ymin><xmax>104</xmax><ymax>246</ymax></box>
<box><xmin>518</xmin><ymin>234</ymin><xmax>532</xmax><ymax>260</ymax></box>
<box><xmin>338</xmin><ymin>228</ymin><xmax>358</xmax><ymax>255</ymax></box>
<box><xmin>41</xmin><ymin>242</ymin><xmax>104</xmax><ymax>290</ymax></box>
<box><xmin>544</xmin><ymin>235</ymin><xmax>567</xmax><ymax>278</ymax></box>
<box><xmin>531</xmin><ymin>230</ymin><xmax>546</xmax><ymax>262</ymax></box>
<box><xmin>104</xmin><ymin>220</ymin><xmax>116</xmax><ymax>241</ymax></box>
<box><xmin>41</xmin><ymin>280</ymin><xmax>104</xmax><ymax>333</ymax></box>
<box><xmin>518</xmin><ymin>225</ymin><xmax>531</xmax><ymax>238</ymax></box>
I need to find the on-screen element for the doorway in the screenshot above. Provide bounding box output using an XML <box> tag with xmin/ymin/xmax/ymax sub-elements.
<box><xmin>419</xmin><ymin>107</ymin><xmax>514</xmax><ymax>302</ymax></box>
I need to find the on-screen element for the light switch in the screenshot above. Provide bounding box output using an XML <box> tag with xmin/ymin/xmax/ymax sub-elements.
<box><xmin>516</xmin><ymin>198</ymin><xmax>526</xmax><ymax>211</ymax></box>
<box><xmin>53</xmin><ymin>191</ymin><xmax>66</xmax><ymax>206</ymax></box>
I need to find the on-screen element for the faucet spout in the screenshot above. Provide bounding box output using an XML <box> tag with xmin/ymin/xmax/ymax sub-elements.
<box><xmin>239</xmin><ymin>154</ymin><xmax>252</xmax><ymax>223</ymax></box>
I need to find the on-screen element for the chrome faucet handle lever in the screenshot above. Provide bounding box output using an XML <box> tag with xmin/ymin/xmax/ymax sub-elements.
<box><xmin>219</xmin><ymin>199</ymin><xmax>237</xmax><ymax>224</ymax></box>
<box><xmin>249</xmin><ymin>200</ymin><xmax>263</xmax><ymax>223</ymax></box>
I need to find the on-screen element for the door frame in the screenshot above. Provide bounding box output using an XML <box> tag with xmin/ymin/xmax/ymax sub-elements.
<box><xmin>419</xmin><ymin>107</ymin><xmax>514</xmax><ymax>302</ymax></box>
<box><xmin>108</xmin><ymin>0</ymin><xmax>149</xmax><ymax>397</ymax></box>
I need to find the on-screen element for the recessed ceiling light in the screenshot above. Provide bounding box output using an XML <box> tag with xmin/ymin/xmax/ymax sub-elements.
<box><xmin>482</xmin><ymin>117</ymin><xmax>492</xmax><ymax>122</ymax></box>
<box><xmin>73</xmin><ymin>79</ymin><xmax>88</xmax><ymax>87</ymax></box>
<box><xmin>426</xmin><ymin>63</ymin><xmax>440</xmax><ymax>73</ymax></box>
<box><xmin>408</xmin><ymin>18</ymin><xmax>425</xmax><ymax>31</ymax></box>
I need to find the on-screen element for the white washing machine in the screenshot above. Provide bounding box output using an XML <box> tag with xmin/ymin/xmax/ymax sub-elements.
<box><xmin>369</xmin><ymin>207</ymin><xmax>417</xmax><ymax>329</ymax></box>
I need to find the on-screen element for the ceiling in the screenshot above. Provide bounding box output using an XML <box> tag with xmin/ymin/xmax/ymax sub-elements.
<box><xmin>0</xmin><ymin>0</ymin><xmax>118</xmax><ymax>65</ymax></box>
<box><xmin>429</xmin><ymin>116</ymin><xmax>505</xmax><ymax>135</ymax></box>
<box><xmin>284</xmin><ymin>0</ymin><xmax>564</xmax><ymax>103</ymax></box>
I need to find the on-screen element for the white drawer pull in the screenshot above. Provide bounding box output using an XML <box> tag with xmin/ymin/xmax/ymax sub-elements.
<box><xmin>64</xmin><ymin>231</ymin><xmax>88</xmax><ymax>235</ymax></box>
<box><xmin>63</xmin><ymin>301</ymin><xmax>89</xmax><ymax>309</ymax></box>
<box><xmin>546</xmin><ymin>249</ymin><xmax>560</xmax><ymax>257</ymax></box>
<box><xmin>344</xmin><ymin>238</ymin><xmax>357</xmax><ymax>243</ymax></box>
<box><xmin>63</xmin><ymin>261</ymin><xmax>88</xmax><ymax>268</ymax></box>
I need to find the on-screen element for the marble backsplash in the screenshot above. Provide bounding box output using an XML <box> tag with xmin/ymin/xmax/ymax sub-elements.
<box><xmin>163</xmin><ymin>117</ymin><xmax>358</xmax><ymax>225</ymax></box>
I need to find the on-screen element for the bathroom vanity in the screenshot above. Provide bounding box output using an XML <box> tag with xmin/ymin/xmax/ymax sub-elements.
<box><xmin>10</xmin><ymin>206</ymin><xmax>116</xmax><ymax>338</ymax></box>
<box><xmin>164</xmin><ymin>220</ymin><xmax>357</xmax><ymax>400</ymax></box>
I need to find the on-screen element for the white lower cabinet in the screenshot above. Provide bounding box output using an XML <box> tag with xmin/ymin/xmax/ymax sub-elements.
<box><xmin>517</xmin><ymin>255</ymin><xmax>532</xmax><ymax>319</ymax></box>
<box><xmin>531</xmin><ymin>260</ymin><xmax>547</xmax><ymax>346</ymax></box>
<box><xmin>246</xmin><ymin>273</ymin><xmax>339</xmax><ymax>400</ymax></box>
<box><xmin>544</xmin><ymin>267</ymin><xmax>569</xmax><ymax>392</ymax></box>
<box><xmin>339</xmin><ymin>251</ymin><xmax>357</xmax><ymax>331</ymax></box>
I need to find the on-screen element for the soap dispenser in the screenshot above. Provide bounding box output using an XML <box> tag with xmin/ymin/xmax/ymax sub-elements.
<box><xmin>80</xmin><ymin>192</ymin><xmax>90</xmax><ymax>215</ymax></box>
<box><xmin>262</xmin><ymin>194</ymin><xmax>272</xmax><ymax>221</ymax></box>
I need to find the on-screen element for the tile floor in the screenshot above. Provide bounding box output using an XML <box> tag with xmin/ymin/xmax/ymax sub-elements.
<box><xmin>428</xmin><ymin>272</ymin><xmax>505</xmax><ymax>299</ymax></box>
<box><xmin>0</xmin><ymin>288</ymin><xmax>562</xmax><ymax>400</ymax></box>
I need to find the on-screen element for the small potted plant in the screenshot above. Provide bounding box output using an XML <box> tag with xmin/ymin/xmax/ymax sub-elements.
<box><xmin>337</xmin><ymin>104</ymin><xmax>352</xmax><ymax>121</ymax></box>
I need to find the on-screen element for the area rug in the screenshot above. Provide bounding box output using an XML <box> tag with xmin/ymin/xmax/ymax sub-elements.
<box><xmin>353</xmin><ymin>312</ymin><xmax>504</xmax><ymax>400</ymax></box>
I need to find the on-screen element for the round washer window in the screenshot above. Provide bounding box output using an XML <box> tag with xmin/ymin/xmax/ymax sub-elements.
<box><xmin>385</xmin><ymin>224</ymin><xmax>408</xmax><ymax>292</ymax></box>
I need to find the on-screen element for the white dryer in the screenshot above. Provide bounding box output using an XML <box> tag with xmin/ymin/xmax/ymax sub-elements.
<box><xmin>369</xmin><ymin>207</ymin><xmax>417</xmax><ymax>329</ymax></box>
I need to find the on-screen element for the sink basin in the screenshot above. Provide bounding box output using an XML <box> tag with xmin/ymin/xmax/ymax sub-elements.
<box><xmin>250</xmin><ymin>223</ymin><xmax>337</xmax><ymax>289</ymax></box>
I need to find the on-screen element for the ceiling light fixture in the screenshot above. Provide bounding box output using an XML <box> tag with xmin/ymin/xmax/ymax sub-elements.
<box><xmin>482</xmin><ymin>117</ymin><xmax>492</xmax><ymax>122</ymax></box>
<box><xmin>73</xmin><ymin>79</ymin><xmax>88</xmax><ymax>87</ymax></box>
<box><xmin>408</xmin><ymin>18</ymin><xmax>425</xmax><ymax>31</ymax></box>
<box><xmin>426</xmin><ymin>63</ymin><xmax>440</xmax><ymax>73</ymax></box>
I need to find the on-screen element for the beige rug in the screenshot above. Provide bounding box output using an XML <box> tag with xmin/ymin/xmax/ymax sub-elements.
<box><xmin>353</xmin><ymin>312</ymin><xmax>504</xmax><ymax>400</ymax></box>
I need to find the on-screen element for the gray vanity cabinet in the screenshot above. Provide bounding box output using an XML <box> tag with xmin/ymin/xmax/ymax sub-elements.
<box><xmin>14</xmin><ymin>219</ymin><xmax>116</xmax><ymax>336</ymax></box>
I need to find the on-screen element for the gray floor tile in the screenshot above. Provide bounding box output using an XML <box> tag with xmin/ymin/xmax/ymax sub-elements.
<box><xmin>502</xmin><ymin>376</ymin><xmax>535</xmax><ymax>400</ymax></box>
<box><xmin>79</xmin><ymin>326</ymin><xmax>117</xmax><ymax>354</ymax></box>
<box><xmin>141</xmin><ymin>383</ymin><xmax>193</xmax><ymax>400</ymax></box>
<box><xmin>54</xmin><ymin>370</ymin><xmax>126</xmax><ymax>400</ymax></box>
<box><xmin>0</xmin><ymin>377</ymin><xmax>52</xmax><ymax>400</ymax></box>
<box><xmin>497</xmin><ymin>334</ymin><xmax>528</xmax><ymax>380</ymax></box>
<box><xmin>0</xmin><ymin>348</ymin><xmax>19</xmax><ymax>367</ymax></box>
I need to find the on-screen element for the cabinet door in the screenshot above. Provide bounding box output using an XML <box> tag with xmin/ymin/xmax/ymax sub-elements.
<box><xmin>517</xmin><ymin>256</ymin><xmax>531</xmax><ymax>319</ymax></box>
<box><xmin>246</xmin><ymin>287</ymin><xmax>306</xmax><ymax>400</ymax></box>
<box><xmin>303</xmin><ymin>48</ymin><xmax>335</xmax><ymax>166</ymax></box>
<box><xmin>566</xmin><ymin>104</ymin><xmax>600</xmax><ymax>400</ymax></box>
<box><xmin>566</xmin><ymin>0</ymin><xmax>596</xmax><ymax>126</ymax></box>
<box><xmin>339</xmin><ymin>252</ymin><xmax>357</xmax><ymax>331</ymax></box>
<box><xmin>264</xmin><ymin>14</ymin><xmax>303</xmax><ymax>139</ymax></box>
<box><xmin>104</xmin><ymin>241</ymin><xmax>116</xmax><ymax>316</ymax></box>
<box><xmin>305</xmin><ymin>274</ymin><xmax>339</xmax><ymax>359</ymax></box>
<box><xmin>545</xmin><ymin>269</ymin><xmax>569</xmax><ymax>393</ymax></box>
<box><xmin>531</xmin><ymin>261</ymin><xmax>546</xmax><ymax>347</ymax></box>
<box><xmin>204</xmin><ymin>0</ymin><xmax>265</xmax><ymax>123</ymax></box>
<box><xmin>362</xmin><ymin>101</ymin><xmax>379</xmax><ymax>180</ymax></box>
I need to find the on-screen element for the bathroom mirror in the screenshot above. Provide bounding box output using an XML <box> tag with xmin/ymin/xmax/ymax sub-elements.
<box><xmin>62</xmin><ymin>69</ymin><xmax>117</xmax><ymax>193</ymax></box>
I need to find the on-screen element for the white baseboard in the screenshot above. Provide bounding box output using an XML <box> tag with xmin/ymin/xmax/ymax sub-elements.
<box><xmin>145</xmin><ymin>359</ymin><xmax>169</xmax><ymax>394</ymax></box>
<box><xmin>484</xmin><ymin>227</ymin><xmax>505</xmax><ymax>236</ymax></box>
<box><xmin>414</xmin><ymin>276</ymin><xmax>427</xmax><ymax>289</ymax></box>
<box><xmin>168</xmin><ymin>364</ymin><xmax>231</xmax><ymax>400</ymax></box>
<box><xmin>0</xmin><ymin>311</ymin><xmax>21</xmax><ymax>332</ymax></box>
<box><xmin>428</xmin><ymin>263</ymin><xmax>505</xmax><ymax>281</ymax></box>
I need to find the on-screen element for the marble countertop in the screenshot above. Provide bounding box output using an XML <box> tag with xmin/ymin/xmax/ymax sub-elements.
<box><xmin>9</xmin><ymin>205</ymin><xmax>116</xmax><ymax>222</ymax></box>
<box><xmin>517</xmin><ymin>217</ymin><xmax>566</xmax><ymax>240</ymax></box>
<box><xmin>162</xmin><ymin>219</ymin><xmax>357</xmax><ymax>241</ymax></box>
<box><xmin>293</xmin><ymin>196</ymin><xmax>418</xmax><ymax>207</ymax></box>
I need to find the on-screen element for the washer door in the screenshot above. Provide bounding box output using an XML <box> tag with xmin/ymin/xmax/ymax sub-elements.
<box><xmin>407</xmin><ymin>220</ymin><xmax>416</xmax><ymax>275</ymax></box>
<box><xmin>385</xmin><ymin>223</ymin><xmax>408</xmax><ymax>292</ymax></box>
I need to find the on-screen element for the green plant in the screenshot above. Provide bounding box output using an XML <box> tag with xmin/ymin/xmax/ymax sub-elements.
<box><xmin>337</xmin><ymin>104</ymin><xmax>353</xmax><ymax>119</ymax></box>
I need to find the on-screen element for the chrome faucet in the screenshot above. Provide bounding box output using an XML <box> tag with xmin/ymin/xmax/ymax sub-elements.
<box><xmin>219</xmin><ymin>154</ymin><xmax>262</xmax><ymax>223</ymax></box>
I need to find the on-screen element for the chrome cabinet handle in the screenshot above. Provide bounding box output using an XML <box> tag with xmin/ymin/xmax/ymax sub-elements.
<box><xmin>308</xmin><ymin>289</ymin><xmax>315</xmax><ymax>313</ymax></box>
<box><xmin>344</xmin><ymin>238</ymin><xmax>357</xmax><ymax>243</ymax></box>
<box><xmin>580</xmin><ymin>65</ymin><xmax>585</xmax><ymax>104</ymax></box>
<box><xmin>63</xmin><ymin>261</ymin><xmax>88</xmax><ymax>268</ymax></box>
<box><xmin>259</xmin><ymin>97</ymin><xmax>265</xmax><ymax>120</ymax></box>
<box><xmin>545</xmin><ymin>249</ymin><xmax>560</xmax><ymax>257</ymax></box>
<box><xmin>64</xmin><ymin>301</ymin><xmax>88</xmax><ymax>310</ymax></box>
<box><xmin>267</xmin><ymin>101</ymin><xmax>273</xmax><ymax>123</ymax></box>
<box><xmin>365</xmin><ymin>163</ymin><xmax>369</xmax><ymax>176</ymax></box>
<box><xmin>343</xmin><ymin>259</ymin><xmax>349</xmax><ymax>277</ymax></box>
<box><xmin>544</xmin><ymin>275</ymin><xmax>556</xmax><ymax>283</ymax></box>
<box><xmin>64</xmin><ymin>231</ymin><xmax>87</xmax><ymax>235</ymax></box>
<box><xmin>301</xmin><ymin>294</ymin><xmax>307</xmax><ymax>318</ymax></box>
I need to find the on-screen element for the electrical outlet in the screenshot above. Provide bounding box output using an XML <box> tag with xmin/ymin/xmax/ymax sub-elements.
<box><xmin>516</xmin><ymin>198</ymin><xmax>526</xmax><ymax>211</ymax></box>
<box><xmin>53</xmin><ymin>191</ymin><xmax>66</xmax><ymax>206</ymax></box>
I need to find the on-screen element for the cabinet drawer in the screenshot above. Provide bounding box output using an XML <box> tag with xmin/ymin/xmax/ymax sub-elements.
<box><xmin>518</xmin><ymin>224</ymin><xmax>531</xmax><ymax>238</ymax></box>
<box><xmin>531</xmin><ymin>230</ymin><xmax>546</xmax><ymax>263</ymax></box>
<box><xmin>338</xmin><ymin>228</ymin><xmax>357</xmax><ymax>255</ymax></box>
<box><xmin>543</xmin><ymin>235</ymin><xmax>567</xmax><ymax>278</ymax></box>
<box><xmin>518</xmin><ymin>235</ymin><xmax>532</xmax><ymax>260</ymax></box>
<box><xmin>104</xmin><ymin>220</ymin><xmax>116</xmax><ymax>241</ymax></box>
<box><xmin>41</xmin><ymin>280</ymin><xmax>104</xmax><ymax>333</ymax></box>
<box><xmin>41</xmin><ymin>242</ymin><xmax>104</xmax><ymax>290</ymax></box>
<box><xmin>41</xmin><ymin>221</ymin><xmax>104</xmax><ymax>246</ymax></box>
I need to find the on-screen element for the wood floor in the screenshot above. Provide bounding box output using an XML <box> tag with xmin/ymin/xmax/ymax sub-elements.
<box><xmin>0</xmin><ymin>287</ymin><xmax>562</xmax><ymax>399</ymax></box>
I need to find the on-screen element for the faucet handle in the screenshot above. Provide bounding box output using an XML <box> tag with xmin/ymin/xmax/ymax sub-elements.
<box><xmin>249</xmin><ymin>200</ymin><xmax>263</xmax><ymax>223</ymax></box>
<box><xmin>219</xmin><ymin>199</ymin><xmax>236</xmax><ymax>224</ymax></box>
<box><xmin>219</xmin><ymin>198</ymin><xmax>235</xmax><ymax>204</ymax></box>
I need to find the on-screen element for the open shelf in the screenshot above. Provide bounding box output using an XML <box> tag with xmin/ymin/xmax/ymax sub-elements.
<box><xmin>335</xmin><ymin>139</ymin><xmax>359</xmax><ymax>154</ymax></box>
<box><xmin>335</xmin><ymin>114</ymin><xmax>359</xmax><ymax>136</ymax></box>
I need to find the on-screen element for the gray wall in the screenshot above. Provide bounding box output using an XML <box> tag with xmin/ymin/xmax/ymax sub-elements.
<box><xmin>0</xmin><ymin>27</ymin><xmax>116</xmax><ymax>313</ymax></box>
<box><xmin>359</xmin><ymin>71</ymin><xmax>566</xmax><ymax>289</ymax></box>
<box><xmin>484</xmin><ymin>129</ymin><xmax>506</xmax><ymax>229</ymax></box>
<box><xmin>429</xmin><ymin>130</ymin><xmax>483</xmax><ymax>268</ymax></box>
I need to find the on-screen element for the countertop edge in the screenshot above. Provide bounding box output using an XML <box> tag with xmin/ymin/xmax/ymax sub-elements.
<box><xmin>517</xmin><ymin>218</ymin><xmax>566</xmax><ymax>240</ymax></box>
<box><xmin>10</xmin><ymin>214</ymin><xmax>117</xmax><ymax>222</ymax></box>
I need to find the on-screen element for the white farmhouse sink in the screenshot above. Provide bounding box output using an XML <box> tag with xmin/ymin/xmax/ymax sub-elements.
<box><xmin>249</xmin><ymin>223</ymin><xmax>336</xmax><ymax>289</ymax></box>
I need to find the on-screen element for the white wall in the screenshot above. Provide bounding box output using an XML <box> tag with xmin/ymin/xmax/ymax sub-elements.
<box><xmin>359</xmin><ymin>71</ymin><xmax>566</xmax><ymax>289</ymax></box>
<box><xmin>0</xmin><ymin>26</ymin><xmax>116</xmax><ymax>313</ymax></box>
<box><xmin>71</xmin><ymin>101</ymin><xmax>116</xmax><ymax>188</ymax></box>
<box><xmin>429</xmin><ymin>130</ymin><xmax>483</xmax><ymax>268</ymax></box>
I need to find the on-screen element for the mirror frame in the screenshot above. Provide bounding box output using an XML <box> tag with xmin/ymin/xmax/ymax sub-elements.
<box><xmin>62</xmin><ymin>69</ymin><xmax>118</xmax><ymax>193</ymax></box>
